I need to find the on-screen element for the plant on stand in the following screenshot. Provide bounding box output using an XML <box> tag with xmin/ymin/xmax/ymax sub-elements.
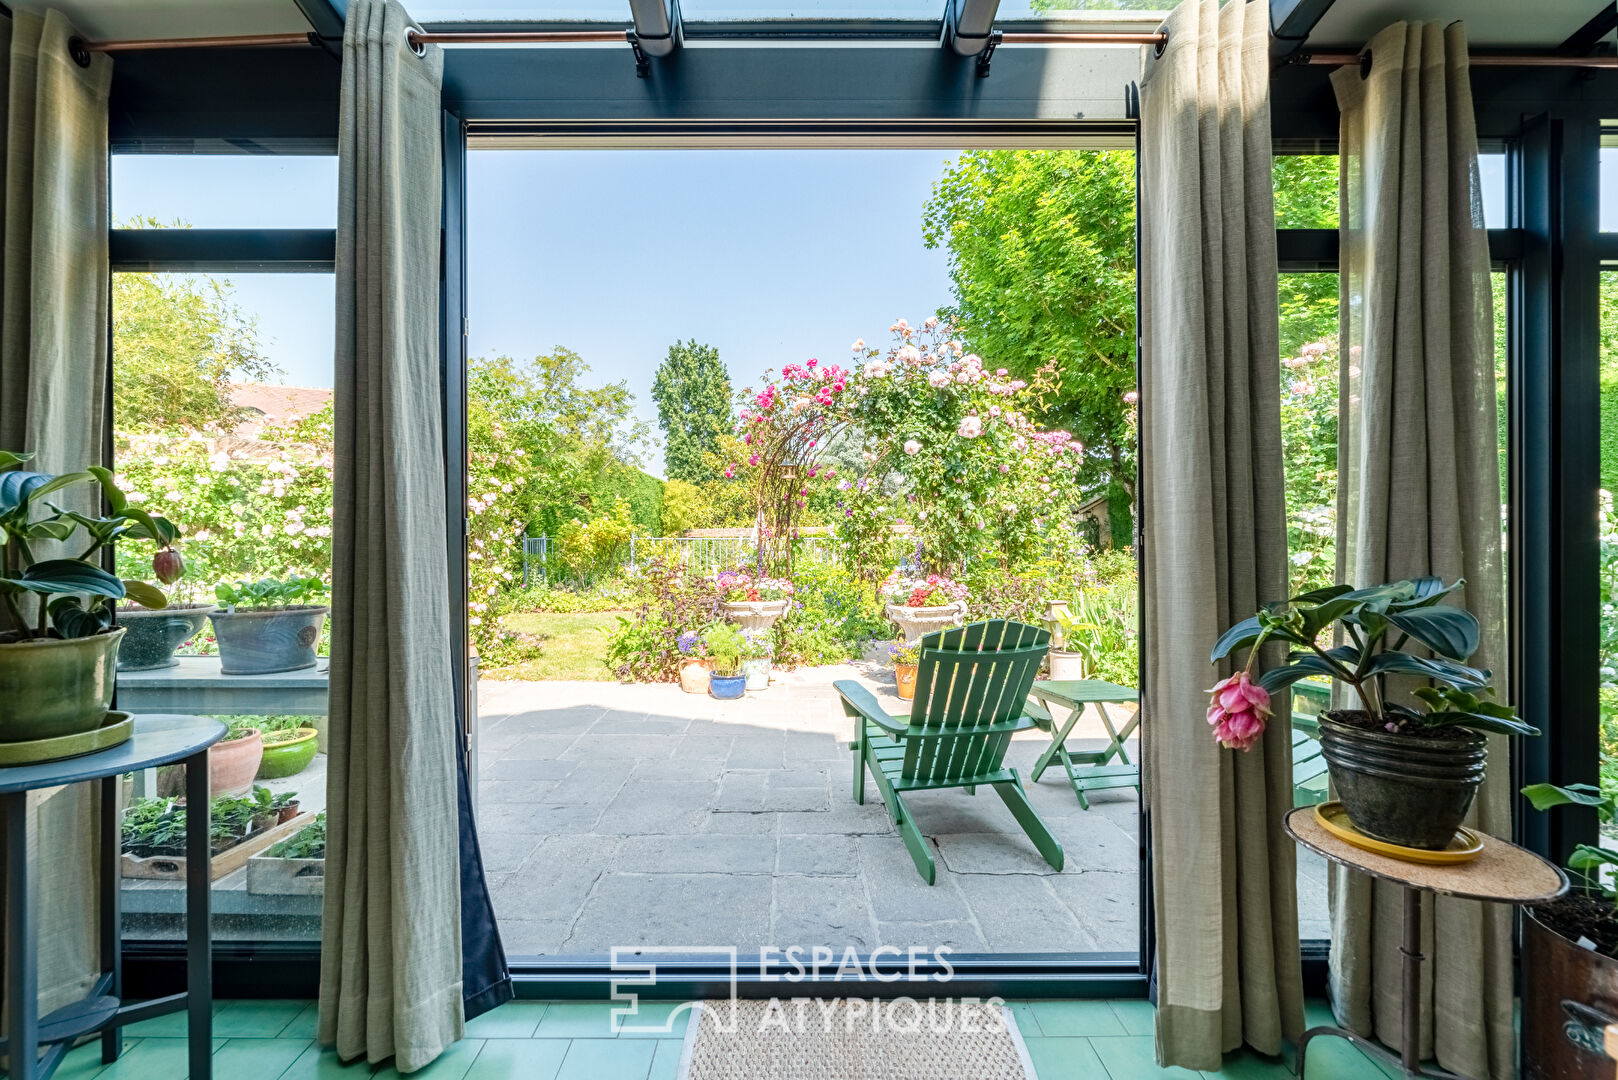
<box><xmin>1210</xmin><ymin>576</ymin><xmax>1536</xmax><ymax>850</ymax></box>
<box><xmin>882</xmin><ymin>571</ymin><xmax>969</xmax><ymax>644</ymax></box>
<box><xmin>209</xmin><ymin>572</ymin><xmax>329</xmax><ymax>675</ymax></box>
<box><xmin>715</xmin><ymin>568</ymin><xmax>795</xmax><ymax>636</ymax></box>
<box><xmin>0</xmin><ymin>453</ymin><xmax>178</xmax><ymax>753</ymax></box>
<box><xmin>703</xmin><ymin>622</ymin><xmax>748</xmax><ymax>700</ymax></box>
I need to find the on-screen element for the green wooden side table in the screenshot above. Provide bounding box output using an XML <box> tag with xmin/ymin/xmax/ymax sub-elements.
<box><xmin>1026</xmin><ymin>679</ymin><xmax>1140</xmax><ymax>809</ymax></box>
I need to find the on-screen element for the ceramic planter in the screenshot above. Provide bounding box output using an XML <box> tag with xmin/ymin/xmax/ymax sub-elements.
<box><xmin>710</xmin><ymin>671</ymin><xmax>746</xmax><ymax>699</ymax></box>
<box><xmin>257</xmin><ymin>727</ymin><xmax>319</xmax><ymax>779</ymax></box>
<box><xmin>740</xmin><ymin>656</ymin><xmax>770</xmax><ymax>691</ymax></box>
<box><xmin>1523</xmin><ymin>907</ymin><xmax>1618</xmax><ymax>1080</ymax></box>
<box><xmin>209</xmin><ymin>728</ymin><xmax>264</xmax><ymax>797</ymax></box>
<box><xmin>679</xmin><ymin>660</ymin><xmax>713</xmax><ymax>694</ymax></box>
<box><xmin>209</xmin><ymin>605</ymin><xmax>328</xmax><ymax>675</ymax></box>
<box><xmin>722</xmin><ymin>599</ymin><xmax>792</xmax><ymax>635</ymax></box>
<box><xmin>1318</xmin><ymin>712</ymin><xmax>1487</xmax><ymax>850</ymax></box>
<box><xmin>116</xmin><ymin>603</ymin><xmax>210</xmax><ymax>671</ymax></box>
<box><xmin>895</xmin><ymin>662</ymin><xmax>918</xmax><ymax>701</ymax></box>
<box><xmin>0</xmin><ymin>628</ymin><xmax>125</xmax><ymax>744</ymax></box>
<box><xmin>886</xmin><ymin>601</ymin><xmax>967</xmax><ymax>644</ymax></box>
<box><xmin>1047</xmin><ymin>650</ymin><xmax>1087</xmax><ymax>681</ymax></box>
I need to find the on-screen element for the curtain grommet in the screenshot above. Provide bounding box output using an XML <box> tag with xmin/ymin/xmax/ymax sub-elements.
<box><xmin>67</xmin><ymin>36</ymin><xmax>92</xmax><ymax>69</ymax></box>
<box><xmin>1359</xmin><ymin>49</ymin><xmax>1372</xmax><ymax>79</ymax></box>
<box><xmin>406</xmin><ymin>27</ymin><xmax>427</xmax><ymax>57</ymax></box>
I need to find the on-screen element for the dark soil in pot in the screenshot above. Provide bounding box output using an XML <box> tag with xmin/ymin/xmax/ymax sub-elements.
<box><xmin>1318</xmin><ymin>710</ymin><xmax>1487</xmax><ymax>850</ymax></box>
<box><xmin>1524</xmin><ymin>900</ymin><xmax>1618</xmax><ymax>1080</ymax></box>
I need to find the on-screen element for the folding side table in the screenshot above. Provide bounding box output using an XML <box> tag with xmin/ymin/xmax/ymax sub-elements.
<box><xmin>1026</xmin><ymin>679</ymin><xmax>1140</xmax><ymax>809</ymax></box>
<box><xmin>1</xmin><ymin>714</ymin><xmax>225</xmax><ymax>1080</ymax></box>
<box><xmin>1283</xmin><ymin>806</ymin><xmax>1567</xmax><ymax>1080</ymax></box>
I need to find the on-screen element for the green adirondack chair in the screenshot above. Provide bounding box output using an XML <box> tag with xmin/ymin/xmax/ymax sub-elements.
<box><xmin>834</xmin><ymin>619</ymin><xmax>1064</xmax><ymax>885</ymax></box>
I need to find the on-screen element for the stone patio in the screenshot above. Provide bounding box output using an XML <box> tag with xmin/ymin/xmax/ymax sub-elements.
<box><xmin>475</xmin><ymin>664</ymin><xmax>1330</xmax><ymax>959</ymax></box>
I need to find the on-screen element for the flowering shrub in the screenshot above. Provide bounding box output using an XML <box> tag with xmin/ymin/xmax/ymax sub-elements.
<box><xmin>676</xmin><ymin>629</ymin><xmax>705</xmax><ymax>658</ymax></box>
<box><xmin>882</xmin><ymin>572</ymin><xmax>968</xmax><ymax>609</ymax></box>
<box><xmin>715</xmin><ymin>570</ymin><xmax>794</xmax><ymax>602</ymax></box>
<box><xmin>606</xmin><ymin>559</ymin><xmax>721</xmax><ymax>682</ymax></box>
<box><xmin>770</xmin><ymin>562</ymin><xmax>888</xmax><ymax>667</ymax></box>
<box><xmin>842</xmin><ymin>319</ymin><xmax>1087</xmax><ymax>572</ymax></box>
<box><xmin>828</xmin><ymin>474</ymin><xmax>904</xmax><ymax>583</ymax></box>
<box><xmin>1280</xmin><ymin>338</ymin><xmax>1340</xmax><ymax>594</ymax></box>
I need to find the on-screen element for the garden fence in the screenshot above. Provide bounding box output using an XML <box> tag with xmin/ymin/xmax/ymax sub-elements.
<box><xmin>521</xmin><ymin>534</ymin><xmax>840</xmax><ymax>585</ymax></box>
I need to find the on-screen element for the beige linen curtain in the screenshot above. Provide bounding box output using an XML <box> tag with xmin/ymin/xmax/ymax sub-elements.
<box><xmin>1139</xmin><ymin>0</ymin><xmax>1304</xmax><ymax>1069</ymax></box>
<box><xmin>1329</xmin><ymin>22</ymin><xmax>1512</xmax><ymax>1080</ymax></box>
<box><xmin>0</xmin><ymin>7</ymin><xmax>112</xmax><ymax>1042</ymax></box>
<box><xmin>318</xmin><ymin>0</ymin><xmax>463</xmax><ymax>1072</ymax></box>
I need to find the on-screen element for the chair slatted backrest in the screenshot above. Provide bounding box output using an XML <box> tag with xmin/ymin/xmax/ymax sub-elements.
<box><xmin>902</xmin><ymin>620</ymin><xmax>1050</xmax><ymax>785</ymax></box>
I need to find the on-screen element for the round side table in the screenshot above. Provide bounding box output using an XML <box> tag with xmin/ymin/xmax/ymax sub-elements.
<box><xmin>1284</xmin><ymin>805</ymin><xmax>1567</xmax><ymax>1080</ymax></box>
<box><xmin>1</xmin><ymin>714</ymin><xmax>226</xmax><ymax>1080</ymax></box>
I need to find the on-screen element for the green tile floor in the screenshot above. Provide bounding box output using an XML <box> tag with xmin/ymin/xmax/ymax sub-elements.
<box><xmin>27</xmin><ymin>998</ymin><xmax>1395</xmax><ymax>1080</ymax></box>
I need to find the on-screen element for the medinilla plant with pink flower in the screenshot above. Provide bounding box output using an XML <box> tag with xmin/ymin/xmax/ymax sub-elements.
<box><xmin>1211</xmin><ymin>575</ymin><xmax>1536</xmax><ymax>851</ymax></box>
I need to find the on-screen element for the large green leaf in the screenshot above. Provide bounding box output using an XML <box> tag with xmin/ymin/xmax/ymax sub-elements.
<box><xmin>121</xmin><ymin>580</ymin><xmax>168</xmax><ymax>609</ymax></box>
<box><xmin>1522</xmin><ymin>783</ymin><xmax>1617</xmax><ymax>823</ymax></box>
<box><xmin>48</xmin><ymin>596</ymin><xmax>111</xmax><ymax>639</ymax></box>
<box><xmin>1421</xmin><ymin>710</ymin><xmax>1539</xmax><ymax>737</ymax></box>
<box><xmin>0</xmin><ymin>560</ymin><xmax>126</xmax><ymax>599</ymax></box>
<box><xmin>120</xmin><ymin>509</ymin><xmax>178</xmax><ymax>546</ymax></box>
<box><xmin>0</xmin><ymin>451</ymin><xmax>33</xmax><ymax>471</ymax></box>
<box><xmin>1569</xmin><ymin>844</ymin><xmax>1618</xmax><ymax>873</ymax></box>
<box><xmin>1289</xmin><ymin>583</ymin><xmax>1354</xmax><ymax>605</ymax></box>
<box><xmin>0</xmin><ymin>470</ymin><xmax>92</xmax><ymax>519</ymax></box>
<box><xmin>1256</xmin><ymin>655</ymin><xmax>1339</xmax><ymax>695</ymax></box>
<box><xmin>1385</xmin><ymin>605</ymin><xmax>1479</xmax><ymax>661</ymax></box>
<box><xmin>1363</xmin><ymin>650</ymin><xmax>1489</xmax><ymax>687</ymax></box>
<box><xmin>1210</xmin><ymin>615</ymin><xmax>1264</xmax><ymax>662</ymax></box>
<box><xmin>86</xmin><ymin>466</ymin><xmax>126</xmax><ymax>513</ymax></box>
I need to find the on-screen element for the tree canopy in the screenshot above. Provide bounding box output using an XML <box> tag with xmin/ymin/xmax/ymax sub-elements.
<box><xmin>651</xmin><ymin>339</ymin><xmax>733</xmax><ymax>483</ymax></box>
<box><xmin>922</xmin><ymin>150</ymin><xmax>1137</xmax><ymax>501</ymax></box>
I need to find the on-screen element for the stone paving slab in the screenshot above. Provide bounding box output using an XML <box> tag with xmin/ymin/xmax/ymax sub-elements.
<box><xmin>476</xmin><ymin>663</ymin><xmax>1330</xmax><ymax>958</ymax></box>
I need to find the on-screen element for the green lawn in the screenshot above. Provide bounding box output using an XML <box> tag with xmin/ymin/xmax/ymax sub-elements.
<box><xmin>485</xmin><ymin>610</ymin><xmax>624</xmax><ymax>681</ymax></box>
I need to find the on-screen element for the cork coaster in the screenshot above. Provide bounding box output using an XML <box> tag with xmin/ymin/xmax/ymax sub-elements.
<box><xmin>1286</xmin><ymin>807</ymin><xmax>1566</xmax><ymax>903</ymax></box>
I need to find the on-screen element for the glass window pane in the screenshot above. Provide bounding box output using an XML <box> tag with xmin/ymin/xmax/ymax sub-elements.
<box><xmin>995</xmin><ymin>0</ymin><xmax>1167</xmax><ymax>19</ymax></box>
<box><xmin>114</xmin><ymin>271</ymin><xmax>334</xmax><ymax>944</ymax></box>
<box><xmin>1601</xmin><ymin>271</ymin><xmax>1618</xmax><ymax>815</ymax></box>
<box><xmin>677</xmin><ymin>0</ymin><xmax>940</xmax><ymax>19</ymax></box>
<box><xmin>112</xmin><ymin>156</ymin><xmax>338</xmax><ymax>230</ymax></box>
<box><xmin>410</xmin><ymin>0</ymin><xmax>632</xmax><ymax>20</ymax></box>
<box><xmin>1276</xmin><ymin>152</ymin><xmax>1507</xmax><ymax>231</ymax></box>
<box><xmin>1602</xmin><ymin>141</ymin><xmax>1618</xmax><ymax>232</ymax></box>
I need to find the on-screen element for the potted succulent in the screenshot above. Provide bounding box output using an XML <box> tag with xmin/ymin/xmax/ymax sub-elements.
<box><xmin>882</xmin><ymin>572</ymin><xmax>968</xmax><ymax>643</ymax></box>
<box><xmin>676</xmin><ymin>630</ymin><xmax>712</xmax><ymax>695</ymax></box>
<box><xmin>1518</xmin><ymin>783</ymin><xmax>1618</xmax><ymax>1080</ymax></box>
<box><xmin>1211</xmin><ymin>576</ymin><xmax>1536</xmax><ymax>850</ymax></box>
<box><xmin>0</xmin><ymin>453</ymin><xmax>178</xmax><ymax>753</ymax></box>
<box><xmin>210</xmin><ymin>573</ymin><xmax>329</xmax><ymax>675</ymax></box>
<box><xmin>889</xmin><ymin>638</ymin><xmax>921</xmax><ymax>701</ymax></box>
<box><xmin>703</xmin><ymin>622</ymin><xmax>748</xmax><ymax>700</ymax></box>
<box><xmin>716</xmin><ymin>570</ymin><xmax>795</xmax><ymax>635</ymax></box>
<box><xmin>739</xmin><ymin>629</ymin><xmax>772</xmax><ymax>691</ymax></box>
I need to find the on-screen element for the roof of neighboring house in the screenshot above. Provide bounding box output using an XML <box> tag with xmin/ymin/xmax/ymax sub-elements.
<box><xmin>228</xmin><ymin>384</ymin><xmax>333</xmax><ymax>426</ymax></box>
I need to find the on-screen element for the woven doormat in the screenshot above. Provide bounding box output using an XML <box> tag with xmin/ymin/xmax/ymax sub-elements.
<box><xmin>677</xmin><ymin>999</ymin><xmax>1034</xmax><ymax>1080</ymax></box>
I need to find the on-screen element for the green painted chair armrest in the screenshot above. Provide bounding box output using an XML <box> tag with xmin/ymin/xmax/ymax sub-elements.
<box><xmin>834</xmin><ymin>679</ymin><xmax>910</xmax><ymax>736</ymax></box>
<box><xmin>897</xmin><ymin>716</ymin><xmax>1040</xmax><ymax>739</ymax></box>
<box><xmin>1291</xmin><ymin>712</ymin><xmax>1322</xmax><ymax>738</ymax></box>
<box><xmin>1022</xmin><ymin>697</ymin><xmax>1054</xmax><ymax>730</ymax></box>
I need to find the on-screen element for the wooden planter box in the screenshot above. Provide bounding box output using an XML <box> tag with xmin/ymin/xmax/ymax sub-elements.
<box><xmin>122</xmin><ymin>811</ymin><xmax>316</xmax><ymax>883</ymax></box>
<box><xmin>246</xmin><ymin>850</ymin><xmax>325</xmax><ymax>896</ymax></box>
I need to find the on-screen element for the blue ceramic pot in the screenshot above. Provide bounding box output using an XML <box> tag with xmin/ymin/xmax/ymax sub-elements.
<box><xmin>709</xmin><ymin>673</ymin><xmax>746</xmax><ymax>700</ymax></box>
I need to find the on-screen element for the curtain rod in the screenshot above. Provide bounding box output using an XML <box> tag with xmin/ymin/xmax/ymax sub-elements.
<box><xmin>1300</xmin><ymin>51</ymin><xmax>1618</xmax><ymax>68</ymax></box>
<box><xmin>77</xmin><ymin>28</ymin><xmax>1167</xmax><ymax>52</ymax></box>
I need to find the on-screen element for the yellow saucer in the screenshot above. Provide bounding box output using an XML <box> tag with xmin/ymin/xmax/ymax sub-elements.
<box><xmin>1313</xmin><ymin>801</ymin><xmax>1484</xmax><ymax>865</ymax></box>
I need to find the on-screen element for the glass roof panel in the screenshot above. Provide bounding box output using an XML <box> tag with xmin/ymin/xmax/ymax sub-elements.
<box><xmin>410</xmin><ymin>0</ymin><xmax>631</xmax><ymax>22</ymax></box>
<box><xmin>677</xmin><ymin>0</ymin><xmax>942</xmax><ymax>21</ymax></box>
<box><xmin>994</xmin><ymin>0</ymin><xmax>1167</xmax><ymax>20</ymax></box>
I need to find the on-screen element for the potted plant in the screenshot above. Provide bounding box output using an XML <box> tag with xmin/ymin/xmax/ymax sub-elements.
<box><xmin>703</xmin><ymin>622</ymin><xmax>748</xmax><ymax>699</ymax></box>
<box><xmin>1211</xmin><ymin>576</ymin><xmax>1536</xmax><ymax>850</ymax></box>
<box><xmin>676</xmin><ymin>630</ymin><xmax>712</xmax><ymax>694</ymax></box>
<box><xmin>1046</xmin><ymin>601</ymin><xmax>1101</xmax><ymax>681</ymax></box>
<box><xmin>882</xmin><ymin>572</ymin><xmax>968</xmax><ymax>643</ymax></box>
<box><xmin>247</xmin><ymin>810</ymin><xmax>327</xmax><ymax>896</ymax></box>
<box><xmin>211</xmin><ymin>717</ymin><xmax>264</xmax><ymax>796</ymax></box>
<box><xmin>889</xmin><ymin>638</ymin><xmax>921</xmax><ymax>701</ymax></box>
<box><xmin>257</xmin><ymin>725</ymin><xmax>319</xmax><ymax>779</ymax></box>
<box><xmin>117</xmin><ymin>602</ymin><xmax>210</xmax><ymax>671</ymax></box>
<box><xmin>0</xmin><ymin>452</ymin><xmax>178</xmax><ymax>752</ymax></box>
<box><xmin>716</xmin><ymin>570</ymin><xmax>795</xmax><ymax>635</ymax></box>
<box><xmin>1518</xmin><ymin>783</ymin><xmax>1618</xmax><ymax>1080</ymax></box>
<box><xmin>209</xmin><ymin>573</ymin><xmax>329</xmax><ymax>675</ymax></box>
<box><xmin>739</xmin><ymin>629</ymin><xmax>772</xmax><ymax>691</ymax></box>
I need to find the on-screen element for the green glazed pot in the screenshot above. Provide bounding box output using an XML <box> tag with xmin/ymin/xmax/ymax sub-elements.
<box><xmin>0</xmin><ymin>629</ymin><xmax>125</xmax><ymax>742</ymax></box>
<box><xmin>257</xmin><ymin>727</ymin><xmax>319</xmax><ymax>779</ymax></box>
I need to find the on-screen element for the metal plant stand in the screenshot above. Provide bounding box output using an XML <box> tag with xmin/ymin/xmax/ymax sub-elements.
<box><xmin>1283</xmin><ymin>806</ymin><xmax>1567</xmax><ymax>1080</ymax></box>
<box><xmin>0</xmin><ymin>714</ymin><xmax>226</xmax><ymax>1080</ymax></box>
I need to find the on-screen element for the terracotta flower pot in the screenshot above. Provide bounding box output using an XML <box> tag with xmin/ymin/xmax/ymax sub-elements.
<box><xmin>680</xmin><ymin>660</ymin><xmax>713</xmax><ymax>694</ymax></box>
<box><xmin>210</xmin><ymin>728</ymin><xmax>264</xmax><ymax>797</ymax></box>
<box><xmin>895</xmin><ymin>662</ymin><xmax>918</xmax><ymax>701</ymax></box>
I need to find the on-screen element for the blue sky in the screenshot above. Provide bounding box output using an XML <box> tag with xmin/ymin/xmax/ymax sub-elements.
<box><xmin>111</xmin><ymin>146</ymin><xmax>1608</xmax><ymax>477</ymax></box>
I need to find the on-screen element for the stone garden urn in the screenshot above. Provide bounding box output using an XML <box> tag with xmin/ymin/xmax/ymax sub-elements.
<box><xmin>886</xmin><ymin>601</ymin><xmax>968</xmax><ymax>644</ymax></box>
<box><xmin>722</xmin><ymin>599</ymin><xmax>792</xmax><ymax>635</ymax></box>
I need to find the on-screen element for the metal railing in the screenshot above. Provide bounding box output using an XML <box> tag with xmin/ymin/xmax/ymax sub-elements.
<box><xmin>521</xmin><ymin>534</ymin><xmax>840</xmax><ymax>585</ymax></box>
